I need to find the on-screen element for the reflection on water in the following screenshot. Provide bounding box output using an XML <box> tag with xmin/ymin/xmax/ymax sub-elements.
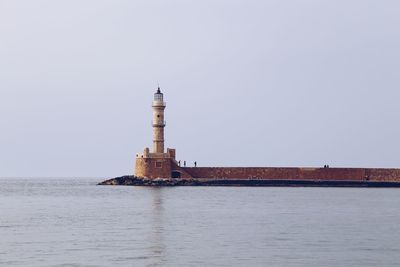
<box><xmin>1</xmin><ymin>178</ymin><xmax>400</xmax><ymax>267</ymax></box>
<box><xmin>149</xmin><ymin>188</ymin><xmax>166</xmax><ymax>266</ymax></box>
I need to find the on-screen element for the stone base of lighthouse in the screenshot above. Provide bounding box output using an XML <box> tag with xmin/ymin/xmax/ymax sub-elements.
<box><xmin>135</xmin><ymin>147</ymin><xmax>191</xmax><ymax>179</ymax></box>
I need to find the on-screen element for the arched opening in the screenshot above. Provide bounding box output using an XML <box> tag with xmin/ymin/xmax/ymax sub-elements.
<box><xmin>171</xmin><ymin>171</ymin><xmax>181</xmax><ymax>179</ymax></box>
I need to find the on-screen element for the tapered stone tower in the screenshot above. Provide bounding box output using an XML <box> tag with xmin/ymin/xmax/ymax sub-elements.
<box><xmin>152</xmin><ymin>88</ymin><xmax>166</xmax><ymax>154</ymax></box>
<box><xmin>135</xmin><ymin>87</ymin><xmax>183</xmax><ymax>179</ymax></box>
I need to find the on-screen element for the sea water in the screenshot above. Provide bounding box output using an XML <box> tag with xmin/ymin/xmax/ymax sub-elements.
<box><xmin>1</xmin><ymin>178</ymin><xmax>400</xmax><ymax>267</ymax></box>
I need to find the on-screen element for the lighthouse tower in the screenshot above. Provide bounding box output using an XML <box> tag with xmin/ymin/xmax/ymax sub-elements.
<box><xmin>135</xmin><ymin>87</ymin><xmax>179</xmax><ymax>179</ymax></box>
<box><xmin>152</xmin><ymin>88</ymin><xmax>166</xmax><ymax>154</ymax></box>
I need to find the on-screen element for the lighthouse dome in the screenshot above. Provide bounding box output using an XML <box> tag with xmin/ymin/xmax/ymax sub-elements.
<box><xmin>154</xmin><ymin>87</ymin><xmax>163</xmax><ymax>102</ymax></box>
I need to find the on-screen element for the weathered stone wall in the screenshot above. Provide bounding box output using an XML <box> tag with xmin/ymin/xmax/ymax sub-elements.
<box><xmin>134</xmin><ymin>157</ymin><xmax>400</xmax><ymax>182</ymax></box>
<box><xmin>366</xmin><ymin>169</ymin><xmax>400</xmax><ymax>182</ymax></box>
<box><xmin>181</xmin><ymin>167</ymin><xmax>400</xmax><ymax>182</ymax></box>
<box><xmin>171</xmin><ymin>161</ymin><xmax>193</xmax><ymax>178</ymax></box>
<box><xmin>135</xmin><ymin>157</ymin><xmax>171</xmax><ymax>179</ymax></box>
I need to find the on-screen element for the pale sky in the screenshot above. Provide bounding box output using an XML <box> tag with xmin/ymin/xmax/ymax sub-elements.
<box><xmin>1</xmin><ymin>0</ymin><xmax>399</xmax><ymax>177</ymax></box>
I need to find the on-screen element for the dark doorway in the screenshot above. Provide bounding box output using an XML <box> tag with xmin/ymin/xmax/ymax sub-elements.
<box><xmin>171</xmin><ymin>171</ymin><xmax>181</xmax><ymax>178</ymax></box>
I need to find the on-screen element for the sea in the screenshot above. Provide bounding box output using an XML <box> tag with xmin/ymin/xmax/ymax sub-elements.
<box><xmin>1</xmin><ymin>177</ymin><xmax>399</xmax><ymax>267</ymax></box>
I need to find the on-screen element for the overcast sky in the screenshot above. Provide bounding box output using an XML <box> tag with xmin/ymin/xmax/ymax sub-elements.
<box><xmin>1</xmin><ymin>0</ymin><xmax>399</xmax><ymax>177</ymax></box>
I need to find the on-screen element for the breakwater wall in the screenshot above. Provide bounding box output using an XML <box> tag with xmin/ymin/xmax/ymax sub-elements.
<box><xmin>98</xmin><ymin>175</ymin><xmax>400</xmax><ymax>187</ymax></box>
<box><xmin>179</xmin><ymin>167</ymin><xmax>400</xmax><ymax>182</ymax></box>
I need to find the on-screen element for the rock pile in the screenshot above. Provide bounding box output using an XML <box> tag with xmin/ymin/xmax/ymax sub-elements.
<box><xmin>98</xmin><ymin>176</ymin><xmax>201</xmax><ymax>186</ymax></box>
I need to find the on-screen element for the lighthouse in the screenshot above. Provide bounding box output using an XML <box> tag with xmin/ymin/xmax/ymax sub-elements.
<box><xmin>152</xmin><ymin>88</ymin><xmax>166</xmax><ymax>154</ymax></box>
<box><xmin>135</xmin><ymin>87</ymin><xmax>179</xmax><ymax>179</ymax></box>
